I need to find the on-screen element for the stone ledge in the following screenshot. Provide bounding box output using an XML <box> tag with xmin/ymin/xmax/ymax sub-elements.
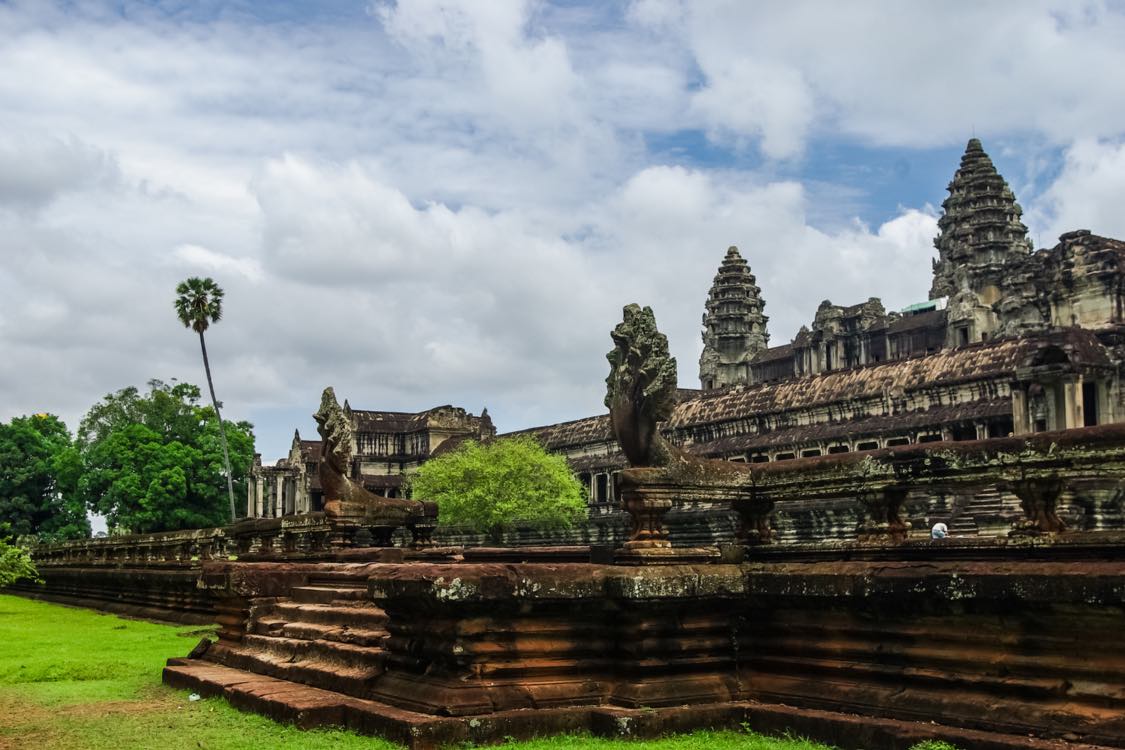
<box><xmin>161</xmin><ymin>659</ymin><xmax>1120</xmax><ymax>750</ymax></box>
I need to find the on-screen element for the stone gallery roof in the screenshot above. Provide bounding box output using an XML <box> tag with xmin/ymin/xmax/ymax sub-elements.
<box><xmin>350</xmin><ymin>405</ymin><xmax>482</xmax><ymax>434</ymax></box>
<box><xmin>750</xmin><ymin>343</ymin><xmax>795</xmax><ymax>364</ymax></box>
<box><xmin>298</xmin><ymin>440</ymin><xmax>321</xmax><ymax>461</ymax></box>
<box><xmin>351</xmin><ymin>409</ymin><xmax>430</xmax><ymax>433</ymax></box>
<box><xmin>886</xmin><ymin>308</ymin><xmax>947</xmax><ymax>334</ymax></box>
<box><xmin>692</xmin><ymin>398</ymin><xmax>1012</xmax><ymax>455</ymax></box>
<box><xmin>514</xmin><ymin>328</ymin><xmax>1111</xmax><ymax>452</ymax></box>
<box><xmin>672</xmin><ymin>329</ymin><xmax>1109</xmax><ymax>426</ymax></box>
<box><xmin>507</xmin><ymin>414</ymin><xmax>614</xmax><ymax>450</ymax></box>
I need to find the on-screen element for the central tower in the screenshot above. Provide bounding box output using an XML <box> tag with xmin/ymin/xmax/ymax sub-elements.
<box><xmin>699</xmin><ymin>246</ymin><xmax>769</xmax><ymax>390</ymax></box>
<box><xmin>931</xmin><ymin>138</ymin><xmax>1033</xmax><ymax>344</ymax></box>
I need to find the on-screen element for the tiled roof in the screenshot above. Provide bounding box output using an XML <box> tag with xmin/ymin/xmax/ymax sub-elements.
<box><xmin>751</xmin><ymin>343</ymin><xmax>795</xmax><ymax>364</ymax></box>
<box><xmin>299</xmin><ymin>441</ymin><xmax>321</xmax><ymax>461</ymax></box>
<box><xmin>886</xmin><ymin>308</ymin><xmax>947</xmax><ymax>334</ymax></box>
<box><xmin>669</xmin><ymin>329</ymin><xmax>1109</xmax><ymax>426</ymax></box>
<box><xmin>688</xmin><ymin>397</ymin><xmax>1012</xmax><ymax>455</ymax></box>
<box><xmin>505</xmin><ymin>414</ymin><xmax>614</xmax><ymax>450</ymax></box>
<box><xmin>512</xmin><ymin>329</ymin><xmax>1110</xmax><ymax>450</ymax></box>
<box><xmin>351</xmin><ymin>409</ymin><xmax>427</xmax><ymax>433</ymax></box>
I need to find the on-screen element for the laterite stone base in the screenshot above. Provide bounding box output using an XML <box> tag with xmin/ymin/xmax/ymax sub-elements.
<box><xmin>163</xmin><ymin>659</ymin><xmax>1119</xmax><ymax>750</ymax></box>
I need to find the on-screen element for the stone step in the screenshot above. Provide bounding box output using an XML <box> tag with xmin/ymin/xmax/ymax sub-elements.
<box><xmin>291</xmin><ymin>585</ymin><xmax>369</xmax><ymax>604</ymax></box>
<box><xmin>251</xmin><ymin>617</ymin><xmax>388</xmax><ymax>647</ymax></box>
<box><xmin>163</xmin><ymin>658</ymin><xmax>1125</xmax><ymax>750</ymax></box>
<box><xmin>745</xmin><ymin>652</ymin><xmax>1125</xmax><ymax>706</ymax></box>
<box><xmin>258</xmin><ymin>601</ymin><xmax>389</xmax><ymax>629</ymax></box>
<box><xmin>236</xmin><ymin>632</ymin><xmax>386</xmax><ymax>670</ymax></box>
<box><xmin>194</xmin><ymin>644</ymin><xmax>384</xmax><ymax>702</ymax></box>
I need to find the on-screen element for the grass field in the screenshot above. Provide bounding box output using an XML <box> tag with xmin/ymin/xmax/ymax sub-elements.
<box><xmin>0</xmin><ymin>593</ymin><xmax>841</xmax><ymax>750</ymax></box>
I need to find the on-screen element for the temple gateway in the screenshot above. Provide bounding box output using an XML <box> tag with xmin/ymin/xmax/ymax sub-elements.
<box><xmin>248</xmin><ymin>138</ymin><xmax>1125</xmax><ymax>522</ymax></box>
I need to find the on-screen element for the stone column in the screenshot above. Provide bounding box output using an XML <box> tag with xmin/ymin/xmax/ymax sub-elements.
<box><xmin>1007</xmin><ymin>474</ymin><xmax>1067</xmax><ymax>535</ymax></box>
<box><xmin>1011</xmin><ymin>388</ymin><xmax>1029</xmax><ymax>435</ymax></box>
<box><xmin>255</xmin><ymin>479</ymin><xmax>264</xmax><ymax>518</ymax></box>
<box><xmin>732</xmin><ymin>487</ymin><xmax>774</xmax><ymax>545</ymax></box>
<box><xmin>856</xmin><ymin>485</ymin><xmax>911</xmax><ymax>543</ymax></box>
<box><xmin>274</xmin><ymin>476</ymin><xmax>283</xmax><ymax>518</ymax></box>
<box><xmin>1071</xmin><ymin>377</ymin><xmax>1085</xmax><ymax>429</ymax></box>
<box><xmin>295</xmin><ymin>477</ymin><xmax>308</xmax><ymax>515</ymax></box>
<box><xmin>1060</xmin><ymin>379</ymin><xmax>1076</xmax><ymax>430</ymax></box>
<box><xmin>246</xmin><ymin>480</ymin><xmax>255</xmax><ymax>518</ymax></box>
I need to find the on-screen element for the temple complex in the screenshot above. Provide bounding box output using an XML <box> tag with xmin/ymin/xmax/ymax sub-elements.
<box><xmin>250</xmin><ymin>138</ymin><xmax>1125</xmax><ymax>524</ymax></box>
<box><xmin>14</xmin><ymin>136</ymin><xmax>1125</xmax><ymax>750</ymax></box>
<box><xmin>245</xmin><ymin>404</ymin><xmax>493</xmax><ymax>519</ymax></box>
<box><xmin>521</xmin><ymin>139</ymin><xmax>1125</xmax><ymax>502</ymax></box>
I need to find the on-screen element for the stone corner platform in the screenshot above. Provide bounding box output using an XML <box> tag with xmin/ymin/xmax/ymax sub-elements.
<box><xmin>163</xmin><ymin>545</ymin><xmax>1125</xmax><ymax>750</ymax></box>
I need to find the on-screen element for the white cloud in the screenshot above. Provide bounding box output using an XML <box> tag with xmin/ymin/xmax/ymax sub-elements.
<box><xmin>0</xmin><ymin>134</ymin><xmax>119</xmax><ymax>210</ymax></box>
<box><xmin>1027</xmin><ymin>138</ymin><xmax>1125</xmax><ymax>244</ymax></box>
<box><xmin>0</xmin><ymin>0</ymin><xmax>1122</xmax><ymax>464</ymax></box>
<box><xmin>690</xmin><ymin>59</ymin><xmax>814</xmax><ymax>160</ymax></box>
<box><xmin>173</xmin><ymin>244</ymin><xmax>264</xmax><ymax>283</ymax></box>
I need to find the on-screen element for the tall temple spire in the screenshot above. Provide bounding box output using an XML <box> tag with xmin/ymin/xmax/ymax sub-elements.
<box><xmin>929</xmin><ymin>138</ymin><xmax>1034</xmax><ymax>345</ymax></box>
<box><xmin>699</xmin><ymin>246</ymin><xmax>769</xmax><ymax>390</ymax></box>
<box><xmin>930</xmin><ymin>138</ymin><xmax>1031</xmax><ymax>300</ymax></box>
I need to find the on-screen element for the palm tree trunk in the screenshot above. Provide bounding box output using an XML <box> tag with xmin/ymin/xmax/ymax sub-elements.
<box><xmin>198</xmin><ymin>331</ymin><xmax>237</xmax><ymax>523</ymax></box>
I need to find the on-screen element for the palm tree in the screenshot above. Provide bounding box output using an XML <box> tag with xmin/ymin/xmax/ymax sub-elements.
<box><xmin>174</xmin><ymin>277</ymin><xmax>236</xmax><ymax>522</ymax></box>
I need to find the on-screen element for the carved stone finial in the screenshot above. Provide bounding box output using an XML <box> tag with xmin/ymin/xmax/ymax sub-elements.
<box><xmin>605</xmin><ymin>304</ymin><xmax>680</xmax><ymax>467</ymax></box>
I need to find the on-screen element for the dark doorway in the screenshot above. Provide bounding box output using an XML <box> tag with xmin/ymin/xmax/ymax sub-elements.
<box><xmin>1083</xmin><ymin>381</ymin><xmax>1098</xmax><ymax>427</ymax></box>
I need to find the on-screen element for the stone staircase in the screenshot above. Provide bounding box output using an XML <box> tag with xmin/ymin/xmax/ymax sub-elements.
<box><xmin>948</xmin><ymin>487</ymin><xmax>1013</xmax><ymax>537</ymax></box>
<box><xmin>203</xmin><ymin>572</ymin><xmax>388</xmax><ymax>698</ymax></box>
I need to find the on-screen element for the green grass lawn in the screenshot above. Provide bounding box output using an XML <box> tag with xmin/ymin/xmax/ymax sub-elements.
<box><xmin>0</xmin><ymin>593</ymin><xmax>854</xmax><ymax>750</ymax></box>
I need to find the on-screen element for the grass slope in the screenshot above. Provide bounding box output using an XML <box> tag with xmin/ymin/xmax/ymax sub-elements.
<box><xmin>0</xmin><ymin>594</ymin><xmax>840</xmax><ymax>750</ymax></box>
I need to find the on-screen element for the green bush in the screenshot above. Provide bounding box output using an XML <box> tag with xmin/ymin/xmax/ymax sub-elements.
<box><xmin>410</xmin><ymin>436</ymin><xmax>587</xmax><ymax>542</ymax></box>
<box><xmin>0</xmin><ymin>525</ymin><xmax>39</xmax><ymax>586</ymax></box>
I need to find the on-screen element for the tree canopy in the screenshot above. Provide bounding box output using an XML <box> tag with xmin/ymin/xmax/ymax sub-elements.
<box><xmin>409</xmin><ymin>436</ymin><xmax>586</xmax><ymax>540</ymax></box>
<box><xmin>76</xmin><ymin>380</ymin><xmax>255</xmax><ymax>533</ymax></box>
<box><xmin>0</xmin><ymin>414</ymin><xmax>89</xmax><ymax>541</ymax></box>
<box><xmin>175</xmin><ymin>276</ymin><xmax>238</xmax><ymax>522</ymax></box>
<box><xmin>174</xmin><ymin>276</ymin><xmax>224</xmax><ymax>334</ymax></box>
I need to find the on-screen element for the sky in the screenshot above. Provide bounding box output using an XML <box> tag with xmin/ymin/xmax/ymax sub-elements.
<box><xmin>4</xmin><ymin>0</ymin><xmax>1125</xmax><ymax>464</ymax></box>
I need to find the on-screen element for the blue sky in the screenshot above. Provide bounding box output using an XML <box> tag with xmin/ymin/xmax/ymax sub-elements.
<box><xmin>3</xmin><ymin>0</ymin><xmax>1125</xmax><ymax>466</ymax></box>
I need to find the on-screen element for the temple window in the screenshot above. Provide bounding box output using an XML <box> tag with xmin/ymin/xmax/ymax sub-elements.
<box><xmin>1083</xmin><ymin>381</ymin><xmax>1098</xmax><ymax>427</ymax></box>
<box><xmin>594</xmin><ymin>474</ymin><xmax>609</xmax><ymax>504</ymax></box>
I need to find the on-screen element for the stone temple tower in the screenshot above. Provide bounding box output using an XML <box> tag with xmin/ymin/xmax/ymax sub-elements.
<box><xmin>699</xmin><ymin>246</ymin><xmax>769</xmax><ymax>390</ymax></box>
<box><xmin>930</xmin><ymin>138</ymin><xmax>1032</xmax><ymax>345</ymax></box>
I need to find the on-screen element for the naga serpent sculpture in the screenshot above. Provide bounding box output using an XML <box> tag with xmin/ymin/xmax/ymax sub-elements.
<box><xmin>314</xmin><ymin>387</ymin><xmax>428</xmax><ymax>528</ymax></box>
<box><xmin>604</xmin><ymin>303</ymin><xmax>687</xmax><ymax>468</ymax></box>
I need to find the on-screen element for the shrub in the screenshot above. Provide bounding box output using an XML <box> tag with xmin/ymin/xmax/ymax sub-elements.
<box><xmin>409</xmin><ymin>436</ymin><xmax>587</xmax><ymax>542</ymax></box>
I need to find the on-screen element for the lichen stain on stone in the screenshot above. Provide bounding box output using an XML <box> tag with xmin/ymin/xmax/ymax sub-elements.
<box><xmin>434</xmin><ymin>576</ymin><xmax>478</xmax><ymax>602</ymax></box>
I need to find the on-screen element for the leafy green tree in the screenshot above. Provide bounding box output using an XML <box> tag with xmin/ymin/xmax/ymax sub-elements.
<box><xmin>76</xmin><ymin>381</ymin><xmax>254</xmax><ymax>533</ymax></box>
<box><xmin>0</xmin><ymin>525</ymin><xmax>39</xmax><ymax>586</ymax></box>
<box><xmin>409</xmin><ymin>436</ymin><xmax>587</xmax><ymax>542</ymax></box>
<box><xmin>174</xmin><ymin>276</ymin><xmax>237</xmax><ymax>522</ymax></box>
<box><xmin>0</xmin><ymin>414</ymin><xmax>90</xmax><ymax>541</ymax></box>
